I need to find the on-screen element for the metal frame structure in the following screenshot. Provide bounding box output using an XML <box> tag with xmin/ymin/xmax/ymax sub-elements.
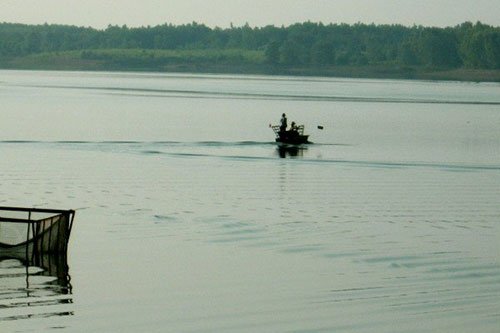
<box><xmin>0</xmin><ymin>207</ymin><xmax>75</xmax><ymax>257</ymax></box>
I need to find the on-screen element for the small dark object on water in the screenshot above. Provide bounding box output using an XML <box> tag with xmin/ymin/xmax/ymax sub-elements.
<box><xmin>317</xmin><ymin>125</ymin><xmax>324</xmax><ymax>130</ymax></box>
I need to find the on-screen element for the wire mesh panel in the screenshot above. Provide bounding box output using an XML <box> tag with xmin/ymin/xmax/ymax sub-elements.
<box><xmin>0</xmin><ymin>207</ymin><xmax>75</xmax><ymax>258</ymax></box>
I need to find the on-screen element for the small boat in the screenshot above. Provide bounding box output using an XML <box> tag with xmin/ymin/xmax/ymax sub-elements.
<box><xmin>270</xmin><ymin>124</ymin><xmax>310</xmax><ymax>145</ymax></box>
<box><xmin>0</xmin><ymin>207</ymin><xmax>75</xmax><ymax>258</ymax></box>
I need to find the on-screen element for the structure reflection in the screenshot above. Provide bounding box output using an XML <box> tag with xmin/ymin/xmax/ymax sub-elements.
<box><xmin>277</xmin><ymin>145</ymin><xmax>306</xmax><ymax>158</ymax></box>
<box><xmin>0</xmin><ymin>252</ymin><xmax>73</xmax><ymax>321</ymax></box>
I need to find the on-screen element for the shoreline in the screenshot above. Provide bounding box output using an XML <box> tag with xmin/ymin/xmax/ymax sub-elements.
<box><xmin>1</xmin><ymin>56</ymin><xmax>500</xmax><ymax>83</ymax></box>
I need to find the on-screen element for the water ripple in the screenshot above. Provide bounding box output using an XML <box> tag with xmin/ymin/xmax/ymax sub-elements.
<box><xmin>18</xmin><ymin>83</ymin><xmax>500</xmax><ymax>105</ymax></box>
<box><xmin>2</xmin><ymin>140</ymin><xmax>499</xmax><ymax>171</ymax></box>
<box><xmin>0</xmin><ymin>257</ymin><xmax>73</xmax><ymax>323</ymax></box>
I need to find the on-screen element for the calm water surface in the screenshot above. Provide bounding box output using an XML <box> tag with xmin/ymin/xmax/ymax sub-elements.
<box><xmin>1</xmin><ymin>70</ymin><xmax>499</xmax><ymax>332</ymax></box>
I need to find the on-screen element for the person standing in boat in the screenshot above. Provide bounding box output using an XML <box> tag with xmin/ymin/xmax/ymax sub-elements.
<box><xmin>280</xmin><ymin>113</ymin><xmax>288</xmax><ymax>133</ymax></box>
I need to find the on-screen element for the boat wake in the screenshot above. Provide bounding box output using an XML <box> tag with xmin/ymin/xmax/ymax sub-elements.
<box><xmin>17</xmin><ymin>83</ymin><xmax>500</xmax><ymax>106</ymax></box>
<box><xmin>2</xmin><ymin>140</ymin><xmax>499</xmax><ymax>172</ymax></box>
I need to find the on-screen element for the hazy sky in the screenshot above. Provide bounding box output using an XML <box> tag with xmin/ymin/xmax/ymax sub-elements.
<box><xmin>1</xmin><ymin>0</ymin><xmax>499</xmax><ymax>29</ymax></box>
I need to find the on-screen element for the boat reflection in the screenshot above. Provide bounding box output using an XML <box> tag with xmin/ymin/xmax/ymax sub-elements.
<box><xmin>277</xmin><ymin>145</ymin><xmax>306</xmax><ymax>158</ymax></box>
<box><xmin>0</xmin><ymin>251</ymin><xmax>73</xmax><ymax>321</ymax></box>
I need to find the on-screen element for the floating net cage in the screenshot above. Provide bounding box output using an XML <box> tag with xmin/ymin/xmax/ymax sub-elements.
<box><xmin>0</xmin><ymin>207</ymin><xmax>75</xmax><ymax>259</ymax></box>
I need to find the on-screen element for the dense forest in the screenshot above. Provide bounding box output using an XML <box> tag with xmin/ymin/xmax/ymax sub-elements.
<box><xmin>1</xmin><ymin>21</ymin><xmax>499</xmax><ymax>79</ymax></box>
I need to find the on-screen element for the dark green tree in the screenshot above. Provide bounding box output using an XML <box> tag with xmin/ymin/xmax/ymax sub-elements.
<box><xmin>417</xmin><ymin>28</ymin><xmax>461</xmax><ymax>67</ymax></box>
<box><xmin>311</xmin><ymin>40</ymin><xmax>335</xmax><ymax>65</ymax></box>
<box><xmin>1</xmin><ymin>21</ymin><xmax>499</xmax><ymax>70</ymax></box>
<box><xmin>264</xmin><ymin>40</ymin><xmax>281</xmax><ymax>65</ymax></box>
<box><xmin>279</xmin><ymin>40</ymin><xmax>302</xmax><ymax>65</ymax></box>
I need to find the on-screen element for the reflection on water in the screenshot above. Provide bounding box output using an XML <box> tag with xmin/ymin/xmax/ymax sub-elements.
<box><xmin>0</xmin><ymin>252</ymin><xmax>72</xmax><ymax>322</ymax></box>
<box><xmin>276</xmin><ymin>145</ymin><xmax>306</xmax><ymax>158</ymax></box>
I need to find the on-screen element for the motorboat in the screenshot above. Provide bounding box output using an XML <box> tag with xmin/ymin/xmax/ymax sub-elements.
<box><xmin>270</xmin><ymin>124</ymin><xmax>310</xmax><ymax>145</ymax></box>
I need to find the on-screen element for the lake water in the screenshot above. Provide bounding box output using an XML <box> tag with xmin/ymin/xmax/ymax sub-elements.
<box><xmin>0</xmin><ymin>70</ymin><xmax>499</xmax><ymax>332</ymax></box>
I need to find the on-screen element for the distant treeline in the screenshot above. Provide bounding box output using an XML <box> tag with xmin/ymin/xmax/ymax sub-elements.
<box><xmin>1</xmin><ymin>21</ymin><xmax>499</xmax><ymax>70</ymax></box>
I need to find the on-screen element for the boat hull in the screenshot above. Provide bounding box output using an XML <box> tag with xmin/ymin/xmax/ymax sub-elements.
<box><xmin>275</xmin><ymin>134</ymin><xmax>310</xmax><ymax>145</ymax></box>
<box><xmin>271</xmin><ymin>125</ymin><xmax>311</xmax><ymax>145</ymax></box>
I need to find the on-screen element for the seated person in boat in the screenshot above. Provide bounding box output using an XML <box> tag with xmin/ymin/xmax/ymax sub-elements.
<box><xmin>288</xmin><ymin>121</ymin><xmax>299</xmax><ymax>138</ymax></box>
